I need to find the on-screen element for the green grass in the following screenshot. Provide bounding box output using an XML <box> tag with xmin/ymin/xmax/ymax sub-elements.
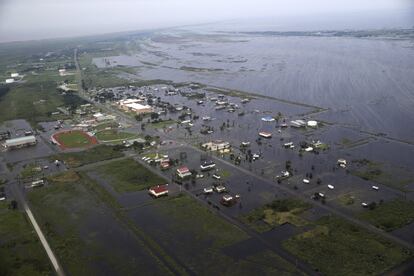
<box><xmin>94</xmin><ymin>121</ymin><xmax>118</xmax><ymax>131</ymax></box>
<box><xmin>28</xmin><ymin>171</ymin><xmax>170</xmax><ymax>275</ymax></box>
<box><xmin>94</xmin><ymin>158</ymin><xmax>165</xmax><ymax>193</ymax></box>
<box><xmin>0</xmin><ymin>68</ymin><xmax>86</xmax><ymax>127</ymax></box>
<box><xmin>56</xmin><ymin>131</ymin><xmax>93</xmax><ymax>148</ymax></box>
<box><xmin>338</xmin><ymin>193</ymin><xmax>356</xmax><ymax>206</ymax></box>
<box><xmin>0</xmin><ymin>202</ymin><xmax>52</xmax><ymax>276</ymax></box>
<box><xmin>283</xmin><ymin>216</ymin><xmax>412</xmax><ymax>276</ymax></box>
<box><xmin>150</xmin><ymin>194</ymin><xmax>303</xmax><ymax>275</ymax></box>
<box><xmin>95</xmin><ymin>129</ymin><xmax>138</xmax><ymax>142</ymax></box>
<box><xmin>351</xmin><ymin>160</ymin><xmax>414</xmax><ymax>191</ymax></box>
<box><xmin>240</xmin><ymin>198</ymin><xmax>311</xmax><ymax>232</ymax></box>
<box><xmin>19</xmin><ymin>163</ymin><xmax>43</xmax><ymax>180</ymax></box>
<box><xmin>150</xmin><ymin>120</ymin><xmax>176</xmax><ymax>129</ymax></box>
<box><xmin>358</xmin><ymin>200</ymin><xmax>414</xmax><ymax>232</ymax></box>
<box><xmin>52</xmin><ymin>145</ymin><xmax>123</xmax><ymax>168</ymax></box>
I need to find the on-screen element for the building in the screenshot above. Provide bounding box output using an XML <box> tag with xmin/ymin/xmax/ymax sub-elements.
<box><xmin>176</xmin><ymin>166</ymin><xmax>192</xmax><ymax>178</ymax></box>
<box><xmin>4</xmin><ymin>135</ymin><xmax>37</xmax><ymax>149</ymax></box>
<box><xmin>58</xmin><ymin>69</ymin><xmax>66</xmax><ymax>76</ymax></box>
<box><xmin>290</xmin><ymin>120</ymin><xmax>306</xmax><ymax>128</ymax></box>
<box><xmin>118</xmin><ymin>99</ymin><xmax>152</xmax><ymax>114</ymax></box>
<box><xmin>261</xmin><ymin>116</ymin><xmax>275</xmax><ymax>122</ymax></box>
<box><xmin>148</xmin><ymin>184</ymin><xmax>169</xmax><ymax>198</ymax></box>
<box><xmin>202</xmin><ymin>140</ymin><xmax>230</xmax><ymax>152</ymax></box>
<box><xmin>259</xmin><ymin>131</ymin><xmax>272</xmax><ymax>138</ymax></box>
<box><xmin>307</xmin><ymin>120</ymin><xmax>318</xmax><ymax>127</ymax></box>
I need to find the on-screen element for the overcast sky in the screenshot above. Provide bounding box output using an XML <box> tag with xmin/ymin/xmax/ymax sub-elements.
<box><xmin>0</xmin><ymin>0</ymin><xmax>413</xmax><ymax>42</ymax></box>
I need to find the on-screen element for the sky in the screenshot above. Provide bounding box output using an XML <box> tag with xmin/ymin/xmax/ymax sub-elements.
<box><xmin>0</xmin><ymin>0</ymin><xmax>413</xmax><ymax>42</ymax></box>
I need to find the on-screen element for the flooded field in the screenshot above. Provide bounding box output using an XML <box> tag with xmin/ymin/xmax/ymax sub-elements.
<box><xmin>93</xmin><ymin>32</ymin><xmax>414</xmax><ymax>142</ymax></box>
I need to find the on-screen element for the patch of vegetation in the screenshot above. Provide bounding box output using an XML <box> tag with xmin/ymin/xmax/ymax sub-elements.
<box><xmin>338</xmin><ymin>193</ymin><xmax>355</xmax><ymax>206</ymax></box>
<box><xmin>94</xmin><ymin>121</ymin><xmax>118</xmax><ymax>131</ymax></box>
<box><xmin>28</xmin><ymin>171</ymin><xmax>170</xmax><ymax>275</ymax></box>
<box><xmin>0</xmin><ymin>68</ymin><xmax>85</xmax><ymax>126</ymax></box>
<box><xmin>0</xmin><ymin>202</ymin><xmax>52</xmax><ymax>276</ymax></box>
<box><xmin>94</xmin><ymin>158</ymin><xmax>165</xmax><ymax>193</ymax></box>
<box><xmin>358</xmin><ymin>200</ymin><xmax>414</xmax><ymax>232</ymax></box>
<box><xmin>240</xmin><ymin>198</ymin><xmax>311</xmax><ymax>232</ymax></box>
<box><xmin>19</xmin><ymin>163</ymin><xmax>43</xmax><ymax>180</ymax></box>
<box><xmin>52</xmin><ymin>145</ymin><xmax>123</xmax><ymax>168</ymax></box>
<box><xmin>283</xmin><ymin>216</ymin><xmax>412</xmax><ymax>276</ymax></box>
<box><xmin>150</xmin><ymin>119</ymin><xmax>176</xmax><ymax>129</ymax></box>
<box><xmin>351</xmin><ymin>159</ymin><xmax>413</xmax><ymax>191</ymax></box>
<box><xmin>95</xmin><ymin>129</ymin><xmax>138</xmax><ymax>142</ymax></box>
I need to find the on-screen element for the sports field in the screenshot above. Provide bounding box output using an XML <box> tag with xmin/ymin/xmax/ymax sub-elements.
<box><xmin>52</xmin><ymin>130</ymin><xmax>98</xmax><ymax>149</ymax></box>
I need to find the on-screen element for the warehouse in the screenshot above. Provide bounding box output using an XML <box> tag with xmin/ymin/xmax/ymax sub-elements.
<box><xmin>4</xmin><ymin>135</ymin><xmax>37</xmax><ymax>149</ymax></box>
<box><xmin>118</xmin><ymin>99</ymin><xmax>152</xmax><ymax>114</ymax></box>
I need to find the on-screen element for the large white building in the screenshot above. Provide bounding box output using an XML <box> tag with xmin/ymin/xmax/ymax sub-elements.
<box><xmin>118</xmin><ymin>99</ymin><xmax>152</xmax><ymax>114</ymax></box>
<box><xmin>4</xmin><ymin>136</ymin><xmax>37</xmax><ymax>149</ymax></box>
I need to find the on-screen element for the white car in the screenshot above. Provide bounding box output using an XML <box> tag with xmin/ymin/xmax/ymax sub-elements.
<box><xmin>196</xmin><ymin>174</ymin><xmax>204</xmax><ymax>179</ymax></box>
<box><xmin>327</xmin><ymin>184</ymin><xmax>334</xmax><ymax>190</ymax></box>
<box><xmin>203</xmin><ymin>187</ymin><xmax>213</xmax><ymax>194</ymax></box>
<box><xmin>372</xmin><ymin>186</ymin><xmax>379</xmax><ymax>190</ymax></box>
<box><xmin>318</xmin><ymin>192</ymin><xmax>325</xmax><ymax>198</ymax></box>
<box><xmin>303</xmin><ymin>179</ymin><xmax>310</xmax><ymax>184</ymax></box>
<box><xmin>362</xmin><ymin>202</ymin><xmax>368</xmax><ymax>207</ymax></box>
<box><xmin>212</xmin><ymin>174</ymin><xmax>221</xmax><ymax>180</ymax></box>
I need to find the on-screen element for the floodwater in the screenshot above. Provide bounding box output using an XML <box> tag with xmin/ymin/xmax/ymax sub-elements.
<box><xmin>94</xmin><ymin>32</ymin><xmax>414</xmax><ymax>142</ymax></box>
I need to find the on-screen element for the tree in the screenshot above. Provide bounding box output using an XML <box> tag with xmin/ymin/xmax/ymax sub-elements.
<box><xmin>150</xmin><ymin>112</ymin><xmax>159</xmax><ymax>120</ymax></box>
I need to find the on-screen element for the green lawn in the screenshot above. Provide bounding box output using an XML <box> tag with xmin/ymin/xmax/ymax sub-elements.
<box><xmin>94</xmin><ymin>158</ymin><xmax>165</xmax><ymax>193</ymax></box>
<box><xmin>0</xmin><ymin>202</ymin><xmax>52</xmax><ymax>276</ymax></box>
<box><xmin>52</xmin><ymin>145</ymin><xmax>123</xmax><ymax>168</ymax></box>
<box><xmin>240</xmin><ymin>198</ymin><xmax>311</xmax><ymax>232</ymax></box>
<box><xmin>95</xmin><ymin>129</ymin><xmax>138</xmax><ymax>142</ymax></box>
<box><xmin>56</xmin><ymin>131</ymin><xmax>93</xmax><ymax>148</ymax></box>
<box><xmin>358</xmin><ymin>199</ymin><xmax>414</xmax><ymax>232</ymax></box>
<box><xmin>283</xmin><ymin>216</ymin><xmax>412</xmax><ymax>276</ymax></box>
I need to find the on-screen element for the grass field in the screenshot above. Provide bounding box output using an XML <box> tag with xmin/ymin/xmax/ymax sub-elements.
<box><xmin>0</xmin><ymin>202</ymin><xmax>52</xmax><ymax>276</ymax></box>
<box><xmin>137</xmin><ymin>194</ymin><xmax>303</xmax><ymax>275</ymax></box>
<box><xmin>19</xmin><ymin>163</ymin><xmax>43</xmax><ymax>180</ymax></box>
<box><xmin>283</xmin><ymin>216</ymin><xmax>412</xmax><ymax>276</ymax></box>
<box><xmin>150</xmin><ymin>119</ymin><xmax>176</xmax><ymax>129</ymax></box>
<box><xmin>28</xmin><ymin>171</ymin><xmax>169</xmax><ymax>275</ymax></box>
<box><xmin>358</xmin><ymin>199</ymin><xmax>414</xmax><ymax>232</ymax></box>
<box><xmin>351</xmin><ymin>160</ymin><xmax>414</xmax><ymax>191</ymax></box>
<box><xmin>95</xmin><ymin>129</ymin><xmax>139</xmax><ymax>142</ymax></box>
<box><xmin>52</xmin><ymin>145</ymin><xmax>123</xmax><ymax>168</ymax></box>
<box><xmin>0</xmin><ymin>67</ymin><xmax>86</xmax><ymax>127</ymax></box>
<box><xmin>240</xmin><ymin>198</ymin><xmax>311</xmax><ymax>232</ymax></box>
<box><xmin>94</xmin><ymin>158</ymin><xmax>165</xmax><ymax>193</ymax></box>
<box><xmin>53</xmin><ymin>130</ymin><xmax>97</xmax><ymax>149</ymax></box>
